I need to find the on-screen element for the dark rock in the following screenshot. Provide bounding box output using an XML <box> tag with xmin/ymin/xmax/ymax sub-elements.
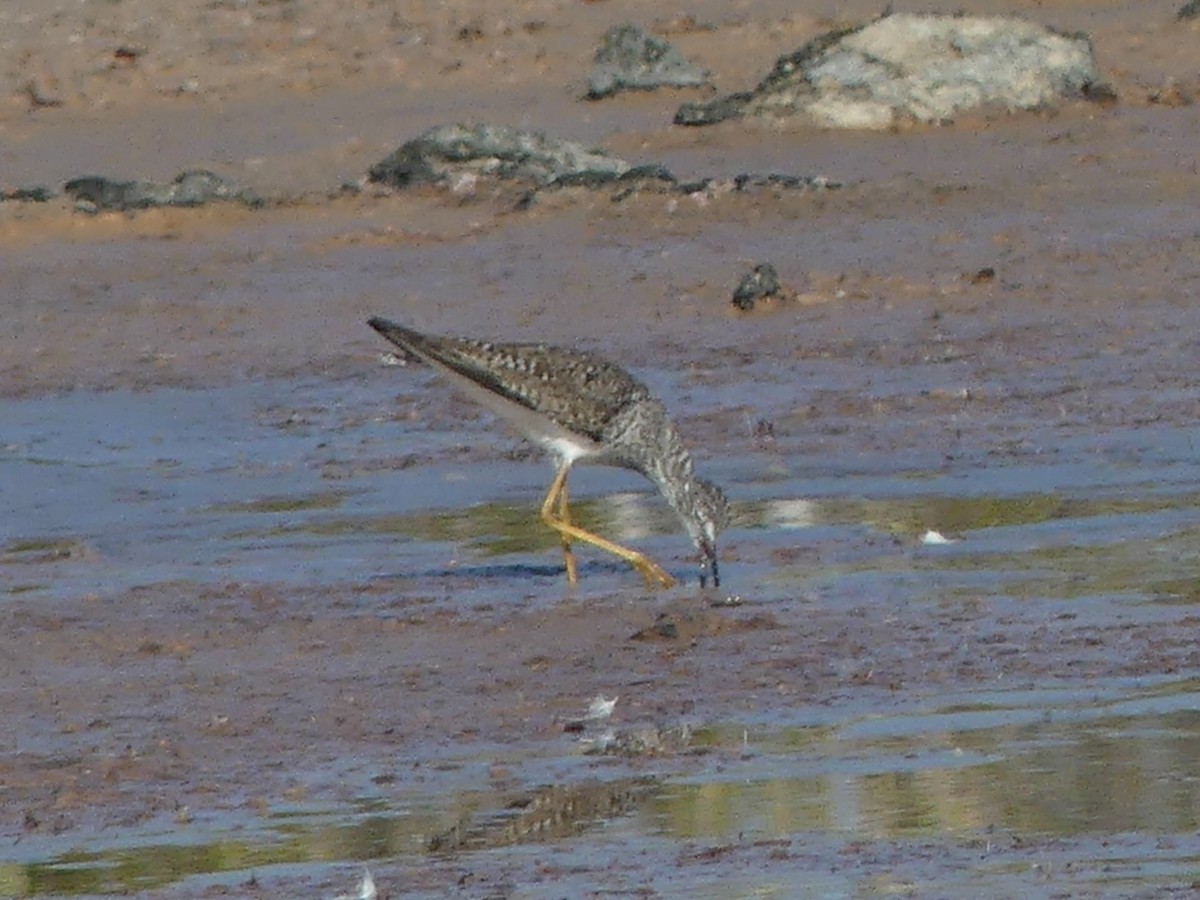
<box><xmin>63</xmin><ymin>176</ymin><xmax>135</xmax><ymax>209</ymax></box>
<box><xmin>368</xmin><ymin>123</ymin><xmax>630</xmax><ymax>189</ymax></box>
<box><xmin>619</xmin><ymin>163</ymin><xmax>677</xmax><ymax>184</ymax></box>
<box><xmin>2</xmin><ymin>185</ymin><xmax>55</xmax><ymax>202</ymax></box>
<box><xmin>731</xmin><ymin>173</ymin><xmax>831</xmax><ymax>191</ymax></box>
<box><xmin>63</xmin><ymin>170</ymin><xmax>258</xmax><ymax>211</ymax></box>
<box><xmin>365</xmin><ymin>138</ymin><xmax>440</xmax><ymax>189</ymax></box>
<box><xmin>374</xmin><ymin>124</ymin><xmax>838</xmax><ymax>208</ymax></box>
<box><xmin>565</xmin><ymin>169</ymin><xmax>836</xmax><ymax>205</ymax></box>
<box><xmin>552</xmin><ymin>170</ymin><xmax>625</xmax><ymax>190</ymax></box>
<box><xmin>676</xmin><ymin>173</ymin><xmax>838</xmax><ymax>198</ymax></box>
<box><xmin>1179</xmin><ymin>0</ymin><xmax>1200</xmax><ymax>19</ymax></box>
<box><xmin>552</xmin><ymin>163</ymin><xmax>678</xmax><ymax>195</ymax></box>
<box><xmin>733</xmin><ymin>263</ymin><xmax>787</xmax><ymax>311</ymax></box>
<box><xmin>587</xmin><ymin>24</ymin><xmax>711</xmax><ymax>100</ymax></box>
<box><xmin>677</xmin><ymin>14</ymin><xmax>1101</xmax><ymax>129</ymax></box>
<box><xmin>675</xmin><ymin>91</ymin><xmax>754</xmax><ymax>126</ymax></box>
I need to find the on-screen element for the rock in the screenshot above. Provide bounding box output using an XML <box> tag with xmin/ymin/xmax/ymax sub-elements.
<box><xmin>528</xmin><ymin>169</ymin><xmax>838</xmax><ymax>207</ymax></box>
<box><xmin>586</xmin><ymin>24</ymin><xmax>711</xmax><ymax>100</ymax></box>
<box><xmin>371</xmin><ymin>124</ymin><xmax>839</xmax><ymax>207</ymax></box>
<box><xmin>552</xmin><ymin>162</ymin><xmax>676</xmax><ymax>190</ymax></box>
<box><xmin>63</xmin><ymin>170</ymin><xmax>259</xmax><ymax>211</ymax></box>
<box><xmin>1179</xmin><ymin>0</ymin><xmax>1200</xmax><ymax>20</ymax></box>
<box><xmin>732</xmin><ymin>263</ymin><xmax>790</xmax><ymax>311</ymax></box>
<box><xmin>367</xmin><ymin>123</ymin><xmax>630</xmax><ymax>189</ymax></box>
<box><xmin>2</xmin><ymin>185</ymin><xmax>55</xmax><ymax>202</ymax></box>
<box><xmin>719</xmin><ymin>173</ymin><xmax>835</xmax><ymax>193</ymax></box>
<box><xmin>676</xmin><ymin>13</ymin><xmax>1102</xmax><ymax>129</ymax></box>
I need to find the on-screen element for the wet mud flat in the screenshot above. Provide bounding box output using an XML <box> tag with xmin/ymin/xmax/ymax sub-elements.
<box><xmin>7</xmin><ymin>566</ymin><xmax>1200</xmax><ymax>897</ymax></box>
<box><xmin>5</xmin><ymin>0</ymin><xmax>1200</xmax><ymax>896</ymax></box>
<box><xmin>7</xmin><ymin>362</ymin><xmax>1200</xmax><ymax>898</ymax></box>
<box><xmin>7</xmin><ymin>527</ymin><xmax>1200</xmax><ymax>898</ymax></box>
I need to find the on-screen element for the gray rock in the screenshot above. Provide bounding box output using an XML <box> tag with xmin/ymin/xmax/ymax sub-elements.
<box><xmin>368</xmin><ymin>123</ymin><xmax>630</xmax><ymax>189</ymax></box>
<box><xmin>369</xmin><ymin>124</ymin><xmax>839</xmax><ymax>207</ymax></box>
<box><xmin>587</xmin><ymin>23</ymin><xmax>711</xmax><ymax>100</ymax></box>
<box><xmin>676</xmin><ymin>14</ymin><xmax>1101</xmax><ymax>129</ymax></box>
<box><xmin>1179</xmin><ymin>0</ymin><xmax>1200</xmax><ymax>19</ymax></box>
<box><xmin>63</xmin><ymin>170</ymin><xmax>258</xmax><ymax>211</ymax></box>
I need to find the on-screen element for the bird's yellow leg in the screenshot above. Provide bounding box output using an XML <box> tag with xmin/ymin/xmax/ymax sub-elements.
<box><xmin>541</xmin><ymin>465</ymin><xmax>578</xmax><ymax>584</ymax></box>
<box><xmin>557</xmin><ymin>469</ymin><xmax>578</xmax><ymax>584</ymax></box>
<box><xmin>540</xmin><ymin>465</ymin><xmax>676</xmax><ymax>589</ymax></box>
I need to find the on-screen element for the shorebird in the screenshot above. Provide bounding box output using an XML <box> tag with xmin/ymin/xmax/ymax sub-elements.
<box><xmin>368</xmin><ymin>317</ymin><xmax>728</xmax><ymax>588</ymax></box>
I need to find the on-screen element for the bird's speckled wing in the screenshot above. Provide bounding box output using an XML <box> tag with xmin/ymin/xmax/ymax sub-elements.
<box><xmin>368</xmin><ymin>318</ymin><xmax>650</xmax><ymax>442</ymax></box>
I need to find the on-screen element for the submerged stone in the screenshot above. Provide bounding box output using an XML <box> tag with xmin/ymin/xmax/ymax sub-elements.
<box><xmin>587</xmin><ymin>23</ymin><xmax>711</xmax><ymax>100</ymax></box>
<box><xmin>368</xmin><ymin>123</ymin><xmax>631</xmax><ymax>189</ymax></box>
<box><xmin>676</xmin><ymin>13</ymin><xmax>1102</xmax><ymax>129</ymax></box>
<box><xmin>63</xmin><ymin>170</ymin><xmax>259</xmax><ymax>211</ymax></box>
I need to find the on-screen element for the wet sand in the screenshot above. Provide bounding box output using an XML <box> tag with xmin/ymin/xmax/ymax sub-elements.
<box><xmin>5</xmin><ymin>0</ymin><xmax>1200</xmax><ymax>896</ymax></box>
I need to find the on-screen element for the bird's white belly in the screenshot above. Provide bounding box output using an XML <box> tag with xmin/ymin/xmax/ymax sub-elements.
<box><xmin>538</xmin><ymin>434</ymin><xmax>599</xmax><ymax>465</ymax></box>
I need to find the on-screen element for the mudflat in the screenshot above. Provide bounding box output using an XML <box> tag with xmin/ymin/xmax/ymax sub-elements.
<box><xmin>4</xmin><ymin>1</ymin><xmax>1200</xmax><ymax>896</ymax></box>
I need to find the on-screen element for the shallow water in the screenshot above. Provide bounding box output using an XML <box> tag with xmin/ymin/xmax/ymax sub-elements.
<box><xmin>9</xmin><ymin>677</ymin><xmax>1200</xmax><ymax>891</ymax></box>
<box><xmin>8</xmin><ymin>677</ymin><xmax>1200</xmax><ymax>895</ymax></box>
<box><xmin>4</xmin><ymin>376</ymin><xmax>1200</xmax><ymax>896</ymax></box>
<box><xmin>7</xmin><ymin>378</ymin><xmax>1200</xmax><ymax>603</ymax></box>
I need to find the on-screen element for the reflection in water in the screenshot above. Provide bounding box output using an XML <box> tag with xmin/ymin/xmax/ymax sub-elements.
<box><xmin>9</xmin><ymin>691</ymin><xmax>1200</xmax><ymax>895</ymax></box>
<box><xmin>651</xmin><ymin>692</ymin><xmax>1200</xmax><ymax>842</ymax></box>
<box><xmin>196</xmin><ymin>488</ymin><xmax>1200</xmax><ymax>595</ymax></box>
<box><xmin>427</xmin><ymin>777</ymin><xmax>657</xmax><ymax>852</ymax></box>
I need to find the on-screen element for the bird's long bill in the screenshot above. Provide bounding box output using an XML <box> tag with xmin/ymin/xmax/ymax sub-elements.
<box><xmin>367</xmin><ymin>317</ymin><xmax>425</xmax><ymax>363</ymax></box>
<box><xmin>700</xmin><ymin>542</ymin><xmax>720</xmax><ymax>589</ymax></box>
